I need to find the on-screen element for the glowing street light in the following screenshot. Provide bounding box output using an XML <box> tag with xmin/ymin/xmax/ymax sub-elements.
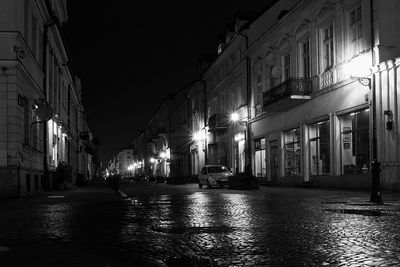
<box><xmin>230</xmin><ymin>112</ymin><xmax>240</xmax><ymax>122</ymax></box>
<box><xmin>192</xmin><ymin>130</ymin><xmax>206</xmax><ymax>142</ymax></box>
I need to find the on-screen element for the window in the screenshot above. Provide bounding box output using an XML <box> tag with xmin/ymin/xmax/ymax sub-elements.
<box><xmin>32</xmin><ymin>116</ymin><xmax>38</xmax><ymax>150</ymax></box>
<box><xmin>282</xmin><ymin>52</ymin><xmax>291</xmax><ymax>81</ymax></box>
<box><xmin>267</xmin><ymin>64</ymin><xmax>275</xmax><ymax>89</ymax></box>
<box><xmin>31</xmin><ymin>16</ymin><xmax>37</xmax><ymax>58</ymax></box>
<box><xmin>309</xmin><ymin>120</ymin><xmax>330</xmax><ymax>175</ymax></box>
<box><xmin>322</xmin><ymin>23</ymin><xmax>334</xmax><ymax>71</ymax></box>
<box><xmin>284</xmin><ymin>128</ymin><xmax>301</xmax><ymax>176</ymax></box>
<box><xmin>207</xmin><ymin>166</ymin><xmax>228</xmax><ymax>173</ymax></box>
<box><xmin>234</xmin><ymin>132</ymin><xmax>246</xmax><ymax>173</ymax></box>
<box><xmin>254</xmin><ymin>138</ymin><xmax>266</xmax><ymax>177</ymax></box>
<box><xmin>300</xmin><ymin>38</ymin><xmax>311</xmax><ymax>78</ymax></box>
<box><xmin>24</xmin><ymin>1</ymin><xmax>30</xmax><ymax>43</ymax></box>
<box><xmin>340</xmin><ymin>109</ymin><xmax>370</xmax><ymax>175</ymax></box>
<box><xmin>207</xmin><ymin>106</ymin><xmax>212</xmax><ymax>121</ymax></box>
<box><xmin>256</xmin><ymin>71</ymin><xmax>262</xmax><ymax>105</ymax></box>
<box><xmin>38</xmin><ymin>30</ymin><xmax>43</xmax><ymax>67</ymax></box>
<box><xmin>23</xmin><ymin>97</ymin><xmax>30</xmax><ymax>145</ymax></box>
<box><xmin>349</xmin><ymin>5</ymin><xmax>363</xmax><ymax>56</ymax></box>
<box><xmin>48</xmin><ymin>54</ymin><xmax>53</xmax><ymax>105</ymax></box>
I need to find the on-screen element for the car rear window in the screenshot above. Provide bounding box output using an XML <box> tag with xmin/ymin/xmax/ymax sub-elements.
<box><xmin>207</xmin><ymin>166</ymin><xmax>227</xmax><ymax>173</ymax></box>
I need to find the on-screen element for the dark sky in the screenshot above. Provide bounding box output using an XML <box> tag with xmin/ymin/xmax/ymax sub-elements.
<box><xmin>63</xmin><ymin>1</ymin><xmax>271</xmax><ymax>164</ymax></box>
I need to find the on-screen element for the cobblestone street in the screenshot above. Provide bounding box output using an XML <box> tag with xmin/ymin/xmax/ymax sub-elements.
<box><xmin>1</xmin><ymin>182</ymin><xmax>400</xmax><ymax>266</ymax></box>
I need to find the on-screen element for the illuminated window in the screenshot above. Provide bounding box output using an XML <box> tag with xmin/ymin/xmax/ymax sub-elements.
<box><xmin>254</xmin><ymin>138</ymin><xmax>266</xmax><ymax>177</ymax></box>
<box><xmin>322</xmin><ymin>23</ymin><xmax>334</xmax><ymax>71</ymax></box>
<box><xmin>284</xmin><ymin>128</ymin><xmax>301</xmax><ymax>176</ymax></box>
<box><xmin>234</xmin><ymin>132</ymin><xmax>246</xmax><ymax>173</ymax></box>
<box><xmin>340</xmin><ymin>109</ymin><xmax>370</xmax><ymax>175</ymax></box>
<box><xmin>309</xmin><ymin>121</ymin><xmax>330</xmax><ymax>175</ymax></box>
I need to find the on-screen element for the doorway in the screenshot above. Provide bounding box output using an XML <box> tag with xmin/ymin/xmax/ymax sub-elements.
<box><xmin>270</xmin><ymin>141</ymin><xmax>278</xmax><ymax>182</ymax></box>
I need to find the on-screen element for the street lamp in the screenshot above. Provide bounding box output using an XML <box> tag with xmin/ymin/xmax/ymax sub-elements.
<box><xmin>230</xmin><ymin>112</ymin><xmax>252</xmax><ymax>175</ymax></box>
<box><xmin>351</xmin><ymin>75</ymin><xmax>382</xmax><ymax>204</ymax></box>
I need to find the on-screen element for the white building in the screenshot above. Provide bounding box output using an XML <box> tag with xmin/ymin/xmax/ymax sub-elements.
<box><xmin>0</xmin><ymin>0</ymin><xmax>91</xmax><ymax>197</ymax></box>
<box><xmin>246</xmin><ymin>0</ymin><xmax>400</xmax><ymax>190</ymax></box>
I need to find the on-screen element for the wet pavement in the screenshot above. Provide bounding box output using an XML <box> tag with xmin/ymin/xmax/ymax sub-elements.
<box><xmin>1</xmin><ymin>181</ymin><xmax>400</xmax><ymax>266</ymax></box>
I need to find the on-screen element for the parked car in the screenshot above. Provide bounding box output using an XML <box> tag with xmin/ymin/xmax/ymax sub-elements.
<box><xmin>198</xmin><ymin>165</ymin><xmax>232</xmax><ymax>188</ymax></box>
<box><xmin>135</xmin><ymin>174</ymin><xmax>148</xmax><ymax>182</ymax></box>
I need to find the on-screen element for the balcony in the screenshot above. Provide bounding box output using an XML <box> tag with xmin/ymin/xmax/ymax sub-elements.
<box><xmin>263</xmin><ymin>78</ymin><xmax>312</xmax><ymax>112</ymax></box>
<box><xmin>208</xmin><ymin>113</ymin><xmax>228</xmax><ymax>132</ymax></box>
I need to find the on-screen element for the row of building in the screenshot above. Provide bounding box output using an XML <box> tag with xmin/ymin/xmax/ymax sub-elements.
<box><xmin>0</xmin><ymin>0</ymin><xmax>96</xmax><ymax>197</ymax></box>
<box><xmin>114</xmin><ymin>0</ymin><xmax>400</xmax><ymax>190</ymax></box>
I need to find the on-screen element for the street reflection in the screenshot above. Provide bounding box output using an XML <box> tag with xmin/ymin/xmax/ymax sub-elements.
<box><xmin>186</xmin><ymin>192</ymin><xmax>211</xmax><ymax>228</ymax></box>
<box><xmin>158</xmin><ymin>194</ymin><xmax>173</xmax><ymax>229</ymax></box>
<box><xmin>324</xmin><ymin>214</ymin><xmax>392</xmax><ymax>265</ymax></box>
<box><xmin>38</xmin><ymin>203</ymin><xmax>72</xmax><ymax>239</ymax></box>
<box><xmin>220</xmin><ymin>193</ymin><xmax>251</xmax><ymax>228</ymax></box>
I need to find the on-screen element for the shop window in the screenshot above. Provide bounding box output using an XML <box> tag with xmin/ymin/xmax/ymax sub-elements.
<box><xmin>284</xmin><ymin>128</ymin><xmax>301</xmax><ymax>176</ymax></box>
<box><xmin>309</xmin><ymin>120</ymin><xmax>330</xmax><ymax>175</ymax></box>
<box><xmin>254</xmin><ymin>138</ymin><xmax>266</xmax><ymax>177</ymax></box>
<box><xmin>234</xmin><ymin>132</ymin><xmax>246</xmax><ymax>173</ymax></box>
<box><xmin>340</xmin><ymin>109</ymin><xmax>369</xmax><ymax>175</ymax></box>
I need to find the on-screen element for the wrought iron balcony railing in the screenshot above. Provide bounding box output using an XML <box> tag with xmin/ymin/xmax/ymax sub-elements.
<box><xmin>263</xmin><ymin>78</ymin><xmax>312</xmax><ymax>110</ymax></box>
<box><xmin>208</xmin><ymin>113</ymin><xmax>228</xmax><ymax>132</ymax></box>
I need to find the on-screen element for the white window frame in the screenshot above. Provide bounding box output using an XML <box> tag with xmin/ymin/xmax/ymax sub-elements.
<box><xmin>349</xmin><ymin>5</ymin><xmax>363</xmax><ymax>57</ymax></box>
<box><xmin>321</xmin><ymin>22</ymin><xmax>334</xmax><ymax>71</ymax></box>
<box><xmin>298</xmin><ymin>37</ymin><xmax>311</xmax><ymax>78</ymax></box>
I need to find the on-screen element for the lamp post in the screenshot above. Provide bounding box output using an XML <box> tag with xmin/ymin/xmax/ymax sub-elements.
<box><xmin>230</xmin><ymin>112</ymin><xmax>252</xmax><ymax>175</ymax></box>
<box><xmin>352</xmin><ymin>76</ymin><xmax>383</xmax><ymax>204</ymax></box>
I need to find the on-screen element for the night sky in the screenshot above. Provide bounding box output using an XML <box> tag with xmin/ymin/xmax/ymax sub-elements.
<box><xmin>63</xmin><ymin>1</ymin><xmax>272</xmax><ymax>164</ymax></box>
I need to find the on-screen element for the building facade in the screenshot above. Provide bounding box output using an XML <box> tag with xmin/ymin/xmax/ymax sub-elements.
<box><xmin>117</xmin><ymin>148</ymin><xmax>133</xmax><ymax>178</ymax></box>
<box><xmin>130</xmin><ymin>0</ymin><xmax>400</xmax><ymax>191</ymax></box>
<box><xmin>169</xmin><ymin>84</ymin><xmax>192</xmax><ymax>182</ymax></box>
<box><xmin>246</xmin><ymin>0</ymin><xmax>400</xmax><ymax>190</ymax></box>
<box><xmin>0</xmin><ymin>0</ymin><xmax>94</xmax><ymax>197</ymax></box>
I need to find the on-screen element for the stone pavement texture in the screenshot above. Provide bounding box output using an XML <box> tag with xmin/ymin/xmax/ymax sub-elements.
<box><xmin>0</xmin><ymin>181</ymin><xmax>400</xmax><ymax>266</ymax></box>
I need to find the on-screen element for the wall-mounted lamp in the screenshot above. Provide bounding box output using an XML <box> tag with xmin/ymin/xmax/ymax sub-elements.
<box><xmin>384</xmin><ymin>110</ymin><xmax>393</xmax><ymax>131</ymax></box>
<box><xmin>351</xmin><ymin>76</ymin><xmax>371</xmax><ymax>89</ymax></box>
